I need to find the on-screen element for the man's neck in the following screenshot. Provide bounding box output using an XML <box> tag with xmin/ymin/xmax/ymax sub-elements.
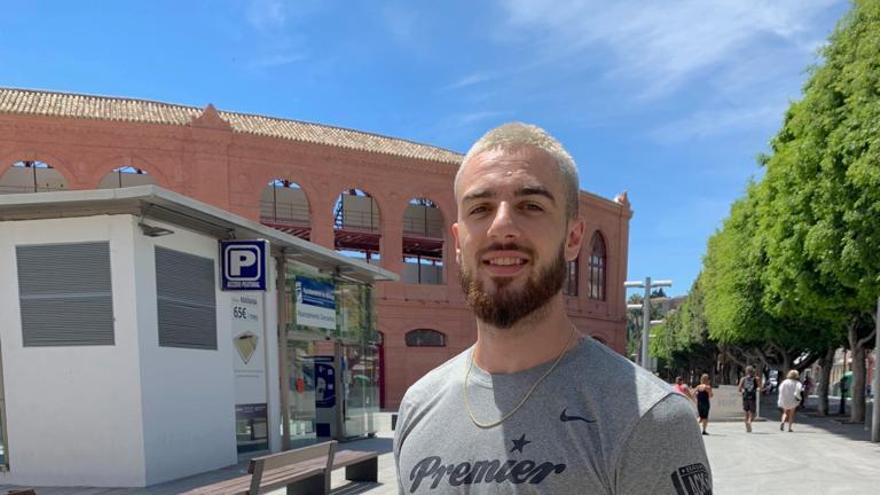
<box><xmin>472</xmin><ymin>296</ymin><xmax>575</xmax><ymax>374</ymax></box>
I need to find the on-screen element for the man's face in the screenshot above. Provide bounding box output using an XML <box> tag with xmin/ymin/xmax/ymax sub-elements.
<box><xmin>452</xmin><ymin>145</ymin><xmax>584</xmax><ymax>328</ymax></box>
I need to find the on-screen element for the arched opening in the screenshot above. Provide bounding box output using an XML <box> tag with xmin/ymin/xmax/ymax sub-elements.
<box><xmin>401</xmin><ymin>198</ymin><xmax>444</xmax><ymax>284</ymax></box>
<box><xmin>405</xmin><ymin>329</ymin><xmax>446</xmax><ymax>347</ymax></box>
<box><xmin>564</xmin><ymin>256</ymin><xmax>579</xmax><ymax>296</ymax></box>
<box><xmin>589</xmin><ymin>232</ymin><xmax>607</xmax><ymax>301</ymax></box>
<box><xmin>333</xmin><ymin>189</ymin><xmax>380</xmax><ymax>263</ymax></box>
<box><xmin>97</xmin><ymin>166</ymin><xmax>156</xmax><ymax>189</ymax></box>
<box><xmin>260</xmin><ymin>179</ymin><xmax>311</xmax><ymax>241</ymax></box>
<box><xmin>0</xmin><ymin>161</ymin><xmax>68</xmax><ymax>194</ymax></box>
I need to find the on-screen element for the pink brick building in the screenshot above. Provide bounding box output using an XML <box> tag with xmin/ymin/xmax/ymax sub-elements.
<box><xmin>0</xmin><ymin>88</ymin><xmax>632</xmax><ymax>410</ymax></box>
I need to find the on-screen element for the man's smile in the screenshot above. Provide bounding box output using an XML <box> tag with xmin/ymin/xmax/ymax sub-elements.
<box><xmin>480</xmin><ymin>251</ymin><xmax>532</xmax><ymax>277</ymax></box>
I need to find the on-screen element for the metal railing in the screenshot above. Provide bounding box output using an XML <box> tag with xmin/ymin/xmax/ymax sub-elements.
<box><xmin>259</xmin><ymin>200</ymin><xmax>310</xmax><ymax>226</ymax></box>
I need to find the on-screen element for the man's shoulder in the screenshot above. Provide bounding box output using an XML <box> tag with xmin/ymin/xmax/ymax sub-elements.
<box><xmin>572</xmin><ymin>338</ymin><xmax>675</xmax><ymax>407</ymax></box>
<box><xmin>400</xmin><ymin>347</ymin><xmax>469</xmax><ymax>406</ymax></box>
<box><xmin>557</xmin><ymin>338</ymin><xmax>684</xmax><ymax>439</ymax></box>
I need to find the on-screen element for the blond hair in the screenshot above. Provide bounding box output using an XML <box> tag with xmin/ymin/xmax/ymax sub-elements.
<box><xmin>456</xmin><ymin>122</ymin><xmax>580</xmax><ymax>219</ymax></box>
<box><xmin>787</xmin><ymin>369</ymin><xmax>799</xmax><ymax>380</ymax></box>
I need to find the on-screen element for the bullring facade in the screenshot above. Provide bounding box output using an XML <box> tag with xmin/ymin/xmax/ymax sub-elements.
<box><xmin>0</xmin><ymin>87</ymin><xmax>632</xmax><ymax>410</ymax></box>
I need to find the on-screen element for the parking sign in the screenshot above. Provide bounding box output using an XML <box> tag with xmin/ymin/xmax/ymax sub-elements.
<box><xmin>220</xmin><ymin>240</ymin><xmax>268</xmax><ymax>290</ymax></box>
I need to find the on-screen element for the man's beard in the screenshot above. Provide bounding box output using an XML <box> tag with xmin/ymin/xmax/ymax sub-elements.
<box><xmin>459</xmin><ymin>242</ymin><xmax>567</xmax><ymax>329</ymax></box>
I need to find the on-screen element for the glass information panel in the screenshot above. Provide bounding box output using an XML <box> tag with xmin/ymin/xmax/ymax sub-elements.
<box><xmin>288</xmin><ymin>339</ymin><xmax>318</xmax><ymax>448</ymax></box>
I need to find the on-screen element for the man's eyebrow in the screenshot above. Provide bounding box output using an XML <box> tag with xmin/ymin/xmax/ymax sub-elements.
<box><xmin>462</xmin><ymin>189</ymin><xmax>494</xmax><ymax>202</ymax></box>
<box><xmin>461</xmin><ymin>186</ymin><xmax>556</xmax><ymax>203</ymax></box>
<box><xmin>517</xmin><ymin>186</ymin><xmax>556</xmax><ymax>203</ymax></box>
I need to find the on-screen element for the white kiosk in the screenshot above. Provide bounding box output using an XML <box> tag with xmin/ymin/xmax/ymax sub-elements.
<box><xmin>0</xmin><ymin>186</ymin><xmax>395</xmax><ymax>487</ymax></box>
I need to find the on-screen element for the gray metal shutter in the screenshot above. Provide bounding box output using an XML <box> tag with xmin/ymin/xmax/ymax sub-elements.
<box><xmin>155</xmin><ymin>247</ymin><xmax>217</xmax><ymax>350</ymax></box>
<box><xmin>16</xmin><ymin>242</ymin><xmax>115</xmax><ymax>346</ymax></box>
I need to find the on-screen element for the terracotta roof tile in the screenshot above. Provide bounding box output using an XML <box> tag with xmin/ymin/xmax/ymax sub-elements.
<box><xmin>0</xmin><ymin>88</ymin><xmax>462</xmax><ymax>164</ymax></box>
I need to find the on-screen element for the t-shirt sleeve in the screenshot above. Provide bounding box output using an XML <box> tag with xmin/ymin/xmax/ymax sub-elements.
<box><xmin>613</xmin><ymin>394</ymin><xmax>713</xmax><ymax>495</ymax></box>
<box><xmin>393</xmin><ymin>396</ymin><xmax>411</xmax><ymax>494</ymax></box>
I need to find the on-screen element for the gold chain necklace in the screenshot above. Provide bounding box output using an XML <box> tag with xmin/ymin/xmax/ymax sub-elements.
<box><xmin>464</xmin><ymin>326</ymin><xmax>576</xmax><ymax>429</ymax></box>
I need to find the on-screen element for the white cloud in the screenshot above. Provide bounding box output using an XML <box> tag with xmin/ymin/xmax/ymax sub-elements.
<box><xmin>382</xmin><ymin>5</ymin><xmax>419</xmax><ymax>44</ymax></box>
<box><xmin>442</xmin><ymin>72</ymin><xmax>497</xmax><ymax>91</ymax></box>
<box><xmin>247</xmin><ymin>53</ymin><xmax>306</xmax><ymax>70</ymax></box>
<box><xmin>453</xmin><ymin>110</ymin><xmax>509</xmax><ymax>126</ymax></box>
<box><xmin>650</xmin><ymin>104</ymin><xmax>786</xmax><ymax>143</ymax></box>
<box><xmin>246</xmin><ymin>0</ymin><xmax>286</xmax><ymax>32</ymax></box>
<box><xmin>499</xmin><ymin>0</ymin><xmax>843</xmax><ymax>98</ymax></box>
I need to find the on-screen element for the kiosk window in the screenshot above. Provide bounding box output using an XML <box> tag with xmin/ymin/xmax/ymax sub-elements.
<box><xmin>16</xmin><ymin>242</ymin><xmax>115</xmax><ymax>346</ymax></box>
<box><xmin>156</xmin><ymin>247</ymin><xmax>217</xmax><ymax>350</ymax></box>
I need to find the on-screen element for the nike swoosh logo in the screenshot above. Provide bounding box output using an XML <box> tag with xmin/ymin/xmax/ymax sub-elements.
<box><xmin>560</xmin><ymin>408</ymin><xmax>596</xmax><ymax>423</ymax></box>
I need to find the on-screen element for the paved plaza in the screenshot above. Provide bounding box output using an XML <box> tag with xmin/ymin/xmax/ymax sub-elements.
<box><xmin>3</xmin><ymin>399</ymin><xmax>879</xmax><ymax>494</ymax></box>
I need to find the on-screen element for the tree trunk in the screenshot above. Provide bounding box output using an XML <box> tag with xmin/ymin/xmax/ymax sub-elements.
<box><xmin>817</xmin><ymin>346</ymin><xmax>834</xmax><ymax>416</ymax></box>
<box><xmin>850</xmin><ymin>344</ymin><xmax>866</xmax><ymax>423</ymax></box>
<box><xmin>846</xmin><ymin>317</ymin><xmax>875</xmax><ymax>424</ymax></box>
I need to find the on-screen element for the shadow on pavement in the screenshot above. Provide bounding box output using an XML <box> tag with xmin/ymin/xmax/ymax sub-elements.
<box><xmin>759</xmin><ymin>394</ymin><xmax>873</xmax><ymax>443</ymax></box>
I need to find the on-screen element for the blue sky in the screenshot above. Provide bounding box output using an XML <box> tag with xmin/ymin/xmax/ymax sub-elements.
<box><xmin>0</xmin><ymin>0</ymin><xmax>851</xmax><ymax>295</ymax></box>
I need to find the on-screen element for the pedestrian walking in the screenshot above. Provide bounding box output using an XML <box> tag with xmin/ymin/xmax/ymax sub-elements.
<box><xmin>695</xmin><ymin>374</ymin><xmax>713</xmax><ymax>435</ymax></box>
<box><xmin>737</xmin><ymin>366</ymin><xmax>759</xmax><ymax>432</ymax></box>
<box><xmin>673</xmin><ymin>375</ymin><xmax>694</xmax><ymax>401</ymax></box>
<box><xmin>799</xmin><ymin>375</ymin><xmax>812</xmax><ymax>410</ymax></box>
<box><xmin>778</xmin><ymin>370</ymin><xmax>803</xmax><ymax>432</ymax></box>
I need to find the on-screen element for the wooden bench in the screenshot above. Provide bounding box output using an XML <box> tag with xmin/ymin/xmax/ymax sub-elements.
<box><xmin>183</xmin><ymin>441</ymin><xmax>379</xmax><ymax>495</ymax></box>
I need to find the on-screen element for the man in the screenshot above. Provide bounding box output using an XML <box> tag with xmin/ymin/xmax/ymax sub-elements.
<box><xmin>737</xmin><ymin>366</ymin><xmax>759</xmax><ymax>432</ymax></box>
<box><xmin>393</xmin><ymin>123</ymin><xmax>712</xmax><ymax>494</ymax></box>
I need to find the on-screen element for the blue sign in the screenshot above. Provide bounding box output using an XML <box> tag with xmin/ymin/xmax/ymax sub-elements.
<box><xmin>314</xmin><ymin>356</ymin><xmax>336</xmax><ymax>408</ymax></box>
<box><xmin>220</xmin><ymin>240</ymin><xmax>267</xmax><ymax>291</ymax></box>
<box><xmin>295</xmin><ymin>277</ymin><xmax>337</xmax><ymax>330</ymax></box>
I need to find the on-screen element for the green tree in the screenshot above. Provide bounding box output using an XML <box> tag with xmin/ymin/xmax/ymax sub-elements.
<box><xmin>758</xmin><ymin>0</ymin><xmax>880</xmax><ymax>421</ymax></box>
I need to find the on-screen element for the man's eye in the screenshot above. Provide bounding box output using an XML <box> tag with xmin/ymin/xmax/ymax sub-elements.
<box><xmin>469</xmin><ymin>206</ymin><xmax>488</xmax><ymax>215</ymax></box>
<box><xmin>523</xmin><ymin>203</ymin><xmax>544</xmax><ymax>211</ymax></box>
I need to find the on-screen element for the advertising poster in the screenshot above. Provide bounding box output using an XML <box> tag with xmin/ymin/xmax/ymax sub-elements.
<box><xmin>232</xmin><ymin>293</ymin><xmax>266</xmax><ymax>406</ymax></box>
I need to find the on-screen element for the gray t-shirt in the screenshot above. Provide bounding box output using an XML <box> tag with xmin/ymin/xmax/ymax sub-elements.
<box><xmin>394</xmin><ymin>337</ymin><xmax>712</xmax><ymax>494</ymax></box>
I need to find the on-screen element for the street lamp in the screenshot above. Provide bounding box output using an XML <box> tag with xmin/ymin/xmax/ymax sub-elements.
<box><xmin>624</xmin><ymin>277</ymin><xmax>672</xmax><ymax>369</ymax></box>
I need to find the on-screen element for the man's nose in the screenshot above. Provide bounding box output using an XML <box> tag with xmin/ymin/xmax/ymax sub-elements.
<box><xmin>487</xmin><ymin>202</ymin><xmax>520</xmax><ymax>240</ymax></box>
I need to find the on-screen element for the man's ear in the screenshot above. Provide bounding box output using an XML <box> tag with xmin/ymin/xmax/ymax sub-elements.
<box><xmin>451</xmin><ymin>222</ymin><xmax>462</xmax><ymax>265</ymax></box>
<box><xmin>565</xmin><ymin>216</ymin><xmax>586</xmax><ymax>262</ymax></box>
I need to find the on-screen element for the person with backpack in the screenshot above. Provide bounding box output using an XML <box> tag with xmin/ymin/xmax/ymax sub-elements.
<box><xmin>738</xmin><ymin>366</ymin><xmax>759</xmax><ymax>432</ymax></box>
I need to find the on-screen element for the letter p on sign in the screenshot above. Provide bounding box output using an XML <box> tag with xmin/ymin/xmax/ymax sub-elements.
<box><xmin>230</xmin><ymin>250</ymin><xmax>257</xmax><ymax>276</ymax></box>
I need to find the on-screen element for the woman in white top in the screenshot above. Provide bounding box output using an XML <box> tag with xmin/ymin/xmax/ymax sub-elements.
<box><xmin>777</xmin><ymin>369</ymin><xmax>804</xmax><ymax>432</ymax></box>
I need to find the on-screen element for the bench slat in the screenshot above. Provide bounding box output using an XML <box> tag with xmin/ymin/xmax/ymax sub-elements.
<box><xmin>185</xmin><ymin>441</ymin><xmax>338</xmax><ymax>495</ymax></box>
<box><xmin>252</xmin><ymin>440</ymin><xmax>335</xmax><ymax>472</ymax></box>
<box><xmin>332</xmin><ymin>450</ymin><xmax>379</xmax><ymax>469</ymax></box>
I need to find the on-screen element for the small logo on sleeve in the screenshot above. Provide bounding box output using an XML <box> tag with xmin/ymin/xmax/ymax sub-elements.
<box><xmin>559</xmin><ymin>408</ymin><xmax>596</xmax><ymax>423</ymax></box>
<box><xmin>670</xmin><ymin>463</ymin><xmax>712</xmax><ymax>495</ymax></box>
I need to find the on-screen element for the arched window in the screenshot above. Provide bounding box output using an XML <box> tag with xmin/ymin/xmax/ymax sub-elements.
<box><xmin>334</xmin><ymin>189</ymin><xmax>380</xmax><ymax>263</ymax></box>
<box><xmin>564</xmin><ymin>257</ymin><xmax>579</xmax><ymax>296</ymax></box>
<box><xmin>261</xmin><ymin>179</ymin><xmax>311</xmax><ymax>240</ymax></box>
<box><xmin>405</xmin><ymin>329</ymin><xmax>446</xmax><ymax>347</ymax></box>
<box><xmin>97</xmin><ymin>166</ymin><xmax>156</xmax><ymax>189</ymax></box>
<box><xmin>588</xmin><ymin>232</ymin><xmax>606</xmax><ymax>301</ymax></box>
<box><xmin>0</xmin><ymin>161</ymin><xmax>67</xmax><ymax>194</ymax></box>
<box><xmin>402</xmin><ymin>198</ymin><xmax>445</xmax><ymax>285</ymax></box>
